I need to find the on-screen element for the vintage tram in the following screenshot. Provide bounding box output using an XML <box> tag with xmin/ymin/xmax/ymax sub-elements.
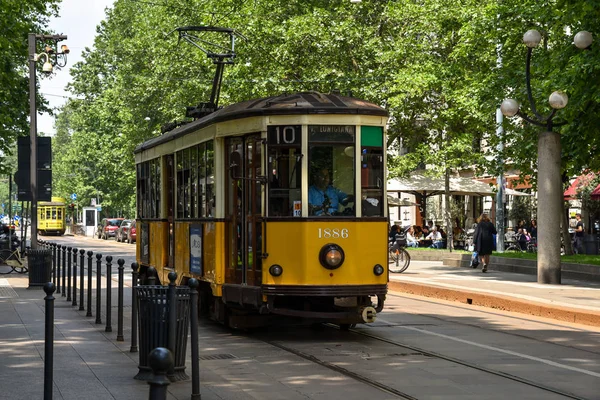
<box><xmin>134</xmin><ymin>92</ymin><xmax>389</xmax><ymax>328</ymax></box>
<box><xmin>37</xmin><ymin>196</ymin><xmax>67</xmax><ymax>236</ymax></box>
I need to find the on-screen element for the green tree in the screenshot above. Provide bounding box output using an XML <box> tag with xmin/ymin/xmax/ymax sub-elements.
<box><xmin>0</xmin><ymin>0</ymin><xmax>61</xmax><ymax>174</ymax></box>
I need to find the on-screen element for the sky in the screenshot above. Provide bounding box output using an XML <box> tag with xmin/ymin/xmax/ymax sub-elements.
<box><xmin>38</xmin><ymin>0</ymin><xmax>115</xmax><ymax>136</ymax></box>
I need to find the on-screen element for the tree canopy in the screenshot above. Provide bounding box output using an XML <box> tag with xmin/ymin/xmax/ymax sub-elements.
<box><xmin>43</xmin><ymin>0</ymin><xmax>599</xmax><ymax>217</ymax></box>
<box><xmin>0</xmin><ymin>0</ymin><xmax>61</xmax><ymax>174</ymax></box>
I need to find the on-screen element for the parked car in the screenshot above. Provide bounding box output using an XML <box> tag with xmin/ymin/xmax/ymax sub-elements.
<box><xmin>115</xmin><ymin>220</ymin><xmax>133</xmax><ymax>242</ymax></box>
<box><xmin>97</xmin><ymin>218</ymin><xmax>124</xmax><ymax>240</ymax></box>
<box><xmin>127</xmin><ymin>220</ymin><xmax>136</xmax><ymax>244</ymax></box>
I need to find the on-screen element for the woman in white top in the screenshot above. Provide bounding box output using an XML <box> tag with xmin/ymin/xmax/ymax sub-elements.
<box><xmin>406</xmin><ymin>226</ymin><xmax>419</xmax><ymax>247</ymax></box>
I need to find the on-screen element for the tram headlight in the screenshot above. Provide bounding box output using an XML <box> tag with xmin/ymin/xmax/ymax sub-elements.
<box><xmin>373</xmin><ymin>264</ymin><xmax>384</xmax><ymax>276</ymax></box>
<box><xmin>269</xmin><ymin>264</ymin><xmax>283</xmax><ymax>277</ymax></box>
<box><xmin>319</xmin><ymin>244</ymin><xmax>345</xmax><ymax>270</ymax></box>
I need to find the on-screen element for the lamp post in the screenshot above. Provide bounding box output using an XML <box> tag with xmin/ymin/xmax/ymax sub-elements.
<box><xmin>28</xmin><ymin>33</ymin><xmax>69</xmax><ymax>249</ymax></box>
<box><xmin>501</xmin><ymin>29</ymin><xmax>592</xmax><ymax>284</ymax></box>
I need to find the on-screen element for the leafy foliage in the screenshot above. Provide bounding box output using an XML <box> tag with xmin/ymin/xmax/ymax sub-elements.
<box><xmin>0</xmin><ymin>0</ymin><xmax>61</xmax><ymax>174</ymax></box>
<box><xmin>46</xmin><ymin>0</ymin><xmax>600</xmax><ymax>218</ymax></box>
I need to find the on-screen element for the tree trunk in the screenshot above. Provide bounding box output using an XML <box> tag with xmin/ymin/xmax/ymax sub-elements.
<box><xmin>445</xmin><ymin>169</ymin><xmax>453</xmax><ymax>252</ymax></box>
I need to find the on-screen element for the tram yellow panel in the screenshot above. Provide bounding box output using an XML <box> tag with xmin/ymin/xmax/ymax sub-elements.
<box><xmin>263</xmin><ymin>221</ymin><xmax>388</xmax><ymax>286</ymax></box>
<box><xmin>149</xmin><ymin>221</ymin><xmax>169</xmax><ymax>271</ymax></box>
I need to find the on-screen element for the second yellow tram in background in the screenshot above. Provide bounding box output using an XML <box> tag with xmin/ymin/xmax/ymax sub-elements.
<box><xmin>38</xmin><ymin>197</ymin><xmax>67</xmax><ymax>236</ymax></box>
<box><xmin>134</xmin><ymin>92</ymin><xmax>390</xmax><ymax>328</ymax></box>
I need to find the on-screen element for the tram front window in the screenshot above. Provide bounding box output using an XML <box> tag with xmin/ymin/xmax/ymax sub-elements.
<box><xmin>308</xmin><ymin>125</ymin><xmax>355</xmax><ymax>217</ymax></box>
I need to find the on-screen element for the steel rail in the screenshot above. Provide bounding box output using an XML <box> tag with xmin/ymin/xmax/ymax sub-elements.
<box><xmin>265</xmin><ymin>339</ymin><xmax>417</xmax><ymax>400</ymax></box>
<box><xmin>342</xmin><ymin>326</ymin><xmax>588</xmax><ymax>400</ymax></box>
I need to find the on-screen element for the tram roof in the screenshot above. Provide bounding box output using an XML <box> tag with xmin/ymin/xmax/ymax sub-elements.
<box><xmin>134</xmin><ymin>92</ymin><xmax>388</xmax><ymax>153</ymax></box>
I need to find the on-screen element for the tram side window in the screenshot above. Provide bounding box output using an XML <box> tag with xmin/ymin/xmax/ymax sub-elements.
<box><xmin>176</xmin><ymin>141</ymin><xmax>214</xmax><ymax>220</ymax></box>
<box><xmin>360</xmin><ymin>126</ymin><xmax>384</xmax><ymax>217</ymax></box>
<box><xmin>308</xmin><ymin>125</ymin><xmax>355</xmax><ymax>217</ymax></box>
<box><xmin>206</xmin><ymin>141</ymin><xmax>214</xmax><ymax>217</ymax></box>
<box><xmin>136</xmin><ymin>158</ymin><xmax>161</xmax><ymax>219</ymax></box>
<box><xmin>267</xmin><ymin>125</ymin><xmax>301</xmax><ymax>217</ymax></box>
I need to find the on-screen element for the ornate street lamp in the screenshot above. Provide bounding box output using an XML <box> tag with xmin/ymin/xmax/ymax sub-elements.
<box><xmin>28</xmin><ymin>33</ymin><xmax>69</xmax><ymax>249</ymax></box>
<box><xmin>501</xmin><ymin>29</ymin><xmax>592</xmax><ymax>284</ymax></box>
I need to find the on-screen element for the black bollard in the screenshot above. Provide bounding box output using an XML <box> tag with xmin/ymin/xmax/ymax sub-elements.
<box><xmin>66</xmin><ymin>246</ymin><xmax>72</xmax><ymax>302</ymax></box>
<box><xmin>86</xmin><ymin>251</ymin><xmax>93</xmax><ymax>317</ymax></box>
<box><xmin>95</xmin><ymin>253</ymin><xmax>103</xmax><ymax>324</ymax></box>
<box><xmin>79</xmin><ymin>249</ymin><xmax>85</xmax><ymax>311</ymax></box>
<box><xmin>56</xmin><ymin>244</ymin><xmax>61</xmax><ymax>295</ymax></box>
<box><xmin>167</xmin><ymin>272</ymin><xmax>177</xmax><ymax>380</ymax></box>
<box><xmin>130</xmin><ymin>262</ymin><xmax>139</xmax><ymax>353</ymax></box>
<box><xmin>148</xmin><ymin>347</ymin><xmax>173</xmax><ymax>400</ymax></box>
<box><xmin>61</xmin><ymin>246</ymin><xmax>67</xmax><ymax>297</ymax></box>
<box><xmin>43</xmin><ymin>282</ymin><xmax>56</xmax><ymax>400</ymax></box>
<box><xmin>117</xmin><ymin>258</ymin><xmax>125</xmax><ymax>341</ymax></box>
<box><xmin>188</xmin><ymin>278</ymin><xmax>201</xmax><ymax>400</ymax></box>
<box><xmin>51</xmin><ymin>243</ymin><xmax>57</xmax><ymax>288</ymax></box>
<box><xmin>105</xmin><ymin>255</ymin><xmax>113</xmax><ymax>333</ymax></box>
<box><xmin>71</xmin><ymin>248</ymin><xmax>78</xmax><ymax>307</ymax></box>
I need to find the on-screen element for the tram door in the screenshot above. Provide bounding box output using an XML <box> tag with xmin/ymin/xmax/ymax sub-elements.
<box><xmin>226</xmin><ymin>135</ymin><xmax>263</xmax><ymax>286</ymax></box>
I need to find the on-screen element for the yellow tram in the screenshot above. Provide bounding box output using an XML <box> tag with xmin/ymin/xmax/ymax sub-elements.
<box><xmin>134</xmin><ymin>92</ymin><xmax>390</xmax><ymax>328</ymax></box>
<box><xmin>38</xmin><ymin>196</ymin><xmax>67</xmax><ymax>236</ymax></box>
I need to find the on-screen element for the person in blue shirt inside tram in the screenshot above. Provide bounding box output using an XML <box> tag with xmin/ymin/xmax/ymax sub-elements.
<box><xmin>308</xmin><ymin>167</ymin><xmax>351</xmax><ymax>216</ymax></box>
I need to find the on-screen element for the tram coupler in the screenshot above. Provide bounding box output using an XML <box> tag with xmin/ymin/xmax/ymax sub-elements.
<box><xmin>360</xmin><ymin>306</ymin><xmax>377</xmax><ymax>323</ymax></box>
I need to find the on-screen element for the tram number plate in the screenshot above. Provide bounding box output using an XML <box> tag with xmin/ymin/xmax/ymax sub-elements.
<box><xmin>317</xmin><ymin>228</ymin><xmax>349</xmax><ymax>239</ymax></box>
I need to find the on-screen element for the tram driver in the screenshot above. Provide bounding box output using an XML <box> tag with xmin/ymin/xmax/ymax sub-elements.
<box><xmin>309</xmin><ymin>167</ymin><xmax>351</xmax><ymax>216</ymax></box>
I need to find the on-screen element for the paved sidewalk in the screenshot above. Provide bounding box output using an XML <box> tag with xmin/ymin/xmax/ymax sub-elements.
<box><xmin>388</xmin><ymin>260</ymin><xmax>600</xmax><ymax>327</ymax></box>
<box><xmin>1</xmin><ymin>257</ymin><xmax>599</xmax><ymax>399</ymax></box>
<box><xmin>0</xmin><ymin>273</ymin><xmax>251</xmax><ymax>400</ymax></box>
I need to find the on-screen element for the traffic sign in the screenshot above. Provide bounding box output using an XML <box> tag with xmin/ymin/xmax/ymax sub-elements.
<box><xmin>71</xmin><ymin>193</ymin><xmax>77</xmax><ymax>200</ymax></box>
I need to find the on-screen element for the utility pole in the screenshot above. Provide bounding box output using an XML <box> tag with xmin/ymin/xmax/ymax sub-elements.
<box><xmin>28</xmin><ymin>33</ymin><xmax>68</xmax><ymax>249</ymax></box>
<box><xmin>496</xmin><ymin>107</ymin><xmax>505</xmax><ymax>252</ymax></box>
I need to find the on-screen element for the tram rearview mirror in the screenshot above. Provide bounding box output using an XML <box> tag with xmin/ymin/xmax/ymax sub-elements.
<box><xmin>229</xmin><ymin>150</ymin><xmax>242</xmax><ymax>179</ymax></box>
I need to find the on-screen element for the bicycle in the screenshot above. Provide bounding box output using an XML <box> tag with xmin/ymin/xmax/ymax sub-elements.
<box><xmin>0</xmin><ymin>246</ymin><xmax>28</xmax><ymax>274</ymax></box>
<box><xmin>389</xmin><ymin>241</ymin><xmax>411</xmax><ymax>273</ymax></box>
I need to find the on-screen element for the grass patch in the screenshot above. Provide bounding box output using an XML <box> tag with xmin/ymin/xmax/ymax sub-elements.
<box><xmin>493</xmin><ymin>251</ymin><xmax>600</xmax><ymax>266</ymax></box>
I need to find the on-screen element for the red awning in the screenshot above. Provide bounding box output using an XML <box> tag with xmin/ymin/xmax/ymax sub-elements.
<box><xmin>564</xmin><ymin>173</ymin><xmax>597</xmax><ymax>200</ymax></box>
<box><xmin>591</xmin><ymin>184</ymin><xmax>600</xmax><ymax>200</ymax></box>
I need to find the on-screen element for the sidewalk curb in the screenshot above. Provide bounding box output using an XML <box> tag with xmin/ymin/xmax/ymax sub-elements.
<box><xmin>388</xmin><ymin>280</ymin><xmax>600</xmax><ymax>328</ymax></box>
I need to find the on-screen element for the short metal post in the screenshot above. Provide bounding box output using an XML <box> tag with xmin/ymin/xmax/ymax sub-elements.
<box><xmin>148</xmin><ymin>347</ymin><xmax>173</xmax><ymax>400</ymax></box>
<box><xmin>117</xmin><ymin>258</ymin><xmax>125</xmax><ymax>341</ymax></box>
<box><xmin>188</xmin><ymin>278</ymin><xmax>201</xmax><ymax>399</ymax></box>
<box><xmin>86</xmin><ymin>251</ymin><xmax>93</xmax><ymax>317</ymax></box>
<box><xmin>55</xmin><ymin>244</ymin><xmax>61</xmax><ymax>294</ymax></box>
<box><xmin>66</xmin><ymin>246</ymin><xmax>72</xmax><ymax>301</ymax></box>
<box><xmin>105</xmin><ymin>255</ymin><xmax>113</xmax><ymax>332</ymax></box>
<box><xmin>61</xmin><ymin>245</ymin><xmax>66</xmax><ymax>297</ymax></box>
<box><xmin>147</xmin><ymin>266</ymin><xmax>156</xmax><ymax>286</ymax></box>
<box><xmin>51</xmin><ymin>243</ymin><xmax>56</xmax><ymax>288</ymax></box>
<box><xmin>79</xmin><ymin>249</ymin><xmax>85</xmax><ymax>311</ymax></box>
<box><xmin>130</xmin><ymin>262</ymin><xmax>139</xmax><ymax>353</ymax></box>
<box><xmin>167</xmin><ymin>272</ymin><xmax>177</xmax><ymax>380</ymax></box>
<box><xmin>43</xmin><ymin>282</ymin><xmax>56</xmax><ymax>400</ymax></box>
<box><xmin>95</xmin><ymin>253</ymin><xmax>103</xmax><ymax>324</ymax></box>
<box><xmin>71</xmin><ymin>248</ymin><xmax>78</xmax><ymax>307</ymax></box>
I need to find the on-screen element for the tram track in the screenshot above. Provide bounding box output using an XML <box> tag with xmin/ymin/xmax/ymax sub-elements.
<box><xmin>264</xmin><ymin>338</ymin><xmax>418</xmax><ymax>399</ymax></box>
<box><xmin>334</xmin><ymin>324</ymin><xmax>589</xmax><ymax>400</ymax></box>
<box><xmin>387</xmin><ymin>293</ymin><xmax>600</xmax><ymax>356</ymax></box>
<box><xmin>254</xmin><ymin>322</ymin><xmax>589</xmax><ymax>400</ymax></box>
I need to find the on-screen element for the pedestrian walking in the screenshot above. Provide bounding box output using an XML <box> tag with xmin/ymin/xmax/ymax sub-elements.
<box><xmin>473</xmin><ymin>213</ymin><xmax>497</xmax><ymax>273</ymax></box>
<box><xmin>573</xmin><ymin>213</ymin><xmax>584</xmax><ymax>254</ymax></box>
